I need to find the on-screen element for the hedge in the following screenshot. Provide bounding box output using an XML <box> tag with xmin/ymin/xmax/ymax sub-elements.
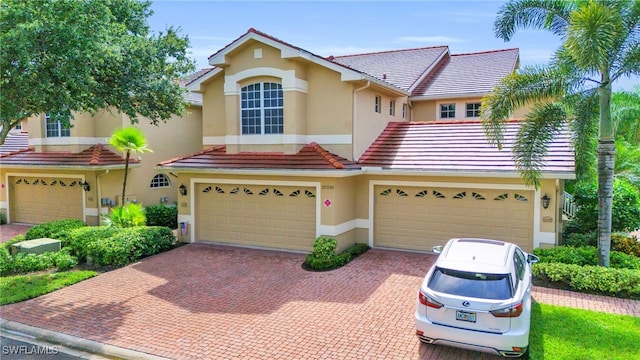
<box><xmin>86</xmin><ymin>226</ymin><xmax>176</xmax><ymax>266</ymax></box>
<box><xmin>533</xmin><ymin>262</ymin><xmax>640</xmax><ymax>299</ymax></box>
<box><xmin>66</xmin><ymin>226</ymin><xmax>123</xmax><ymax>260</ymax></box>
<box><xmin>0</xmin><ymin>248</ymin><xmax>77</xmax><ymax>276</ymax></box>
<box><xmin>25</xmin><ymin>219</ymin><xmax>87</xmax><ymax>243</ymax></box>
<box><xmin>533</xmin><ymin>246</ymin><xmax>640</xmax><ymax>270</ymax></box>
<box><xmin>145</xmin><ymin>205</ymin><xmax>178</xmax><ymax>229</ymax></box>
<box><xmin>304</xmin><ymin>237</ymin><xmax>369</xmax><ymax>271</ymax></box>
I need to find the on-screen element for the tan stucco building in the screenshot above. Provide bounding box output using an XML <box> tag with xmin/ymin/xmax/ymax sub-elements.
<box><xmin>0</xmin><ymin>28</ymin><xmax>574</xmax><ymax>253</ymax></box>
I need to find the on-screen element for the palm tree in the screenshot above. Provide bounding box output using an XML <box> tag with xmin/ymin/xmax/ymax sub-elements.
<box><xmin>482</xmin><ymin>0</ymin><xmax>640</xmax><ymax>267</ymax></box>
<box><xmin>108</xmin><ymin>127</ymin><xmax>152</xmax><ymax>205</ymax></box>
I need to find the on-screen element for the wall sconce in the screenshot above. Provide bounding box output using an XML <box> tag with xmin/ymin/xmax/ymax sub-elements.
<box><xmin>541</xmin><ymin>193</ymin><xmax>551</xmax><ymax>209</ymax></box>
<box><xmin>81</xmin><ymin>181</ymin><xmax>90</xmax><ymax>192</ymax></box>
<box><xmin>179</xmin><ymin>184</ymin><xmax>187</xmax><ymax>196</ymax></box>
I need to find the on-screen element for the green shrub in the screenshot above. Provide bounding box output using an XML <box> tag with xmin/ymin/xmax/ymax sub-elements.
<box><xmin>342</xmin><ymin>243</ymin><xmax>370</xmax><ymax>259</ymax></box>
<box><xmin>534</xmin><ymin>246</ymin><xmax>640</xmax><ymax>270</ymax></box>
<box><xmin>25</xmin><ymin>219</ymin><xmax>87</xmax><ymax>242</ymax></box>
<box><xmin>304</xmin><ymin>237</ymin><xmax>350</xmax><ymax>271</ymax></box>
<box><xmin>612</xmin><ymin>232</ymin><xmax>640</xmax><ymax>257</ymax></box>
<box><xmin>533</xmin><ymin>262</ymin><xmax>640</xmax><ymax>299</ymax></box>
<box><xmin>145</xmin><ymin>205</ymin><xmax>178</xmax><ymax>229</ymax></box>
<box><xmin>563</xmin><ymin>232</ymin><xmax>597</xmax><ymax>247</ymax></box>
<box><xmin>0</xmin><ymin>248</ymin><xmax>12</xmax><ymax>275</ymax></box>
<box><xmin>86</xmin><ymin>226</ymin><xmax>175</xmax><ymax>266</ymax></box>
<box><xmin>0</xmin><ymin>249</ymin><xmax>78</xmax><ymax>276</ymax></box>
<box><xmin>1</xmin><ymin>235</ymin><xmax>25</xmax><ymax>251</ymax></box>
<box><xmin>566</xmin><ymin>179</ymin><xmax>640</xmax><ymax>237</ymax></box>
<box><xmin>0</xmin><ymin>211</ymin><xmax>6</xmax><ymax>225</ymax></box>
<box><xmin>66</xmin><ymin>226</ymin><xmax>122</xmax><ymax>260</ymax></box>
<box><xmin>102</xmin><ymin>203</ymin><xmax>146</xmax><ymax>228</ymax></box>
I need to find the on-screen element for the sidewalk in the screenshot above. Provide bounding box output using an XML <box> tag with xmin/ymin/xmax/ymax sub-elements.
<box><xmin>0</xmin><ymin>224</ymin><xmax>32</xmax><ymax>243</ymax></box>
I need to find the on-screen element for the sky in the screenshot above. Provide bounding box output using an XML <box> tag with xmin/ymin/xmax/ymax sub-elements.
<box><xmin>148</xmin><ymin>0</ymin><xmax>638</xmax><ymax>91</ymax></box>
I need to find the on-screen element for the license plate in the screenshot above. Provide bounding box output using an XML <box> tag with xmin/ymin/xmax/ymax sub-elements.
<box><xmin>456</xmin><ymin>310</ymin><xmax>476</xmax><ymax>323</ymax></box>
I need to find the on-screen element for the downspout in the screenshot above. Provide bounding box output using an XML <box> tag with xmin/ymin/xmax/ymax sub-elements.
<box><xmin>352</xmin><ymin>81</ymin><xmax>371</xmax><ymax>161</ymax></box>
<box><xmin>96</xmin><ymin>170</ymin><xmax>109</xmax><ymax>225</ymax></box>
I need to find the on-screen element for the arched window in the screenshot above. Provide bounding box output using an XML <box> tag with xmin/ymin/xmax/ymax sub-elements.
<box><xmin>241</xmin><ymin>82</ymin><xmax>283</xmax><ymax>134</ymax></box>
<box><xmin>150</xmin><ymin>174</ymin><xmax>170</xmax><ymax>188</ymax></box>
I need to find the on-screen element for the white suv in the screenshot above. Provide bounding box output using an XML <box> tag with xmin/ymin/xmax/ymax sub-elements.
<box><xmin>415</xmin><ymin>238</ymin><xmax>539</xmax><ymax>358</ymax></box>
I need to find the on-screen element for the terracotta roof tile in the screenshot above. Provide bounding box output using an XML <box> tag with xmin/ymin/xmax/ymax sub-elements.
<box><xmin>359</xmin><ymin>120</ymin><xmax>574</xmax><ymax>174</ymax></box>
<box><xmin>159</xmin><ymin>143</ymin><xmax>359</xmax><ymax>170</ymax></box>
<box><xmin>0</xmin><ymin>130</ymin><xmax>29</xmax><ymax>155</ymax></box>
<box><xmin>332</xmin><ymin>46</ymin><xmax>449</xmax><ymax>91</ymax></box>
<box><xmin>0</xmin><ymin>144</ymin><xmax>135</xmax><ymax>168</ymax></box>
<box><xmin>412</xmin><ymin>49</ymin><xmax>519</xmax><ymax>97</ymax></box>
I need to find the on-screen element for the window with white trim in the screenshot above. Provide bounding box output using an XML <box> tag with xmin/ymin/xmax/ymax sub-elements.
<box><xmin>402</xmin><ymin>103</ymin><xmax>407</xmax><ymax>119</ymax></box>
<box><xmin>150</xmin><ymin>174</ymin><xmax>171</xmax><ymax>188</ymax></box>
<box><xmin>374</xmin><ymin>95</ymin><xmax>381</xmax><ymax>113</ymax></box>
<box><xmin>45</xmin><ymin>113</ymin><xmax>70</xmax><ymax>137</ymax></box>
<box><xmin>241</xmin><ymin>82</ymin><xmax>283</xmax><ymax>134</ymax></box>
<box><xmin>15</xmin><ymin>122</ymin><xmax>22</xmax><ymax>130</ymax></box>
<box><xmin>440</xmin><ymin>104</ymin><xmax>455</xmax><ymax>119</ymax></box>
<box><xmin>389</xmin><ymin>100</ymin><xmax>395</xmax><ymax>116</ymax></box>
<box><xmin>466</xmin><ymin>102</ymin><xmax>481</xmax><ymax>118</ymax></box>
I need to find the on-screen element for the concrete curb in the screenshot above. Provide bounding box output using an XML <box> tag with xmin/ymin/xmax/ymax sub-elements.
<box><xmin>0</xmin><ymin>319</ymin><xmax>171</xmax><ymax>360</ymax></box>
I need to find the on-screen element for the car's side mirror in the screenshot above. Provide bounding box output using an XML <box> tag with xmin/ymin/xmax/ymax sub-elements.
<box><xmin>432</xmin><ymin>245</ymin><xmax>444</xmax><ymax>254</ymax></box>
<box><xmin>527</xmin><ymin>254</ymin><xmax>539</xmax><ymax>264</ymax></box>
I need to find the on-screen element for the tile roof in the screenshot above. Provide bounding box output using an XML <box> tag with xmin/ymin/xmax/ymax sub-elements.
<box><xmin>159</xmin><ymin>142</ymin><xmax>360</xmax><ymax>170</ymax></box>
<box><xmin>0</xmin><ymin>130</ymin><xmax>29</xmax><ymax>155</ymax></box>
<box><xmin>331</xmin><ymin>46</ymin><xmax>448</xmax><ymax>91</ymax></box>
<box><xmin>359</xmin><ymin>120</ymin><xmax>574</xmax><ymax>174</ymax></box>
<box><xmin>0</xmin><ymin>144</ymin><xmax>136</xmax><ymax>168</ymax></box>
<box><xmin>412</xmin><ymin>49</ymin><xmax>519</xmax><ymax>97</ymax></box>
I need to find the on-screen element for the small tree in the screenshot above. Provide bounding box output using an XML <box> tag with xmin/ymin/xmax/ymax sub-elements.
<box><xmin>108</xmin><ymin>127</ymin><xmax>151</xmax><ymax>205</ymax></box>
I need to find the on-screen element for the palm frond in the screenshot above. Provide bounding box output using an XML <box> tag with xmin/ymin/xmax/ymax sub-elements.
<box><xmin>566</xmin><ymin>92</ymin><xmax>599</xmax><ymax>179</ymax></box>
<box><xmin>614</xmin><ymin>140</ymin><xmax>640</xmax><ymax>189</ymax></box>
<box><xmin>494</xmin><ymin>0</ymin><xmax>575</xmax><ymax>41</ymax></box>
<box><xmin>513</xmin><ymin>102</ymin><xmax>568</xmax><ymax>187</ymax></box>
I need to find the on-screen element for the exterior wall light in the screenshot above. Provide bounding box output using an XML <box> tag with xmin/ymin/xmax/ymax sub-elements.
<box><xmin>81</xmin><ymin>181</ymin><xmax>90</xmax><ymax>192</ymax></box>
<box><xmin>179</xmin><ymin>184</ymin><xmax>187</xmax><ymax>196</ymax></box>
<box><xmin>541</xmin><ymin>193</ymin><xmax>551</xmax><ymax>209</ymax></box>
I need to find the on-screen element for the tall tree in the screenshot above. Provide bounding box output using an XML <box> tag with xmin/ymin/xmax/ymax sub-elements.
<box><xmin>108</xmin><ymin>127</ymin><xmax>152</xmax><ymax>205</ymax></box>
<box><xmin>0</xmin><ymin>0</ymin><xmax>195</xmax><ymax>144</ymax></box>
<box><xmin>483</xmin><ymin>0</ymin><xmax>640</xmax><ymax>267</ymax></box>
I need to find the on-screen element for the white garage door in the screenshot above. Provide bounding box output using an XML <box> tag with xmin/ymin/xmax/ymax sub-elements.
<box><xmin>375</xmin><ymin>186</ymin><xmax>534</xmax><ymax>252</ymax></box>
<box><xmin>10</xmin><ymin>176</ymin><xmax>84</xmax><ymax>224</ymax></box>
<box><xmin>195</xmin><ymin>184</ymin><xmax>316</xmax><ymax>251</ymax></box>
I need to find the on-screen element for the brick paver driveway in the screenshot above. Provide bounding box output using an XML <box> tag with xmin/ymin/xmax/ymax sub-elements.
<box><xmin>0</xmin><ymin>244</ymin><xmax>506</xmax><ymax>359</ymax></box>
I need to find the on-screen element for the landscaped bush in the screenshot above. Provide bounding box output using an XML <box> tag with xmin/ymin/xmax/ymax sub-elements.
<box><xmin>145</xmin><ymin>204</ymin><xmax>178</xmax><ymax>229</ymax></box>
<box><xmin>102</xmin><ymin>203</ymin><xmax>146</xmax><ymax>228</ymax></box>
<box><xmin>0</xmin><ymin>211</ymin><xmax>6</xmax><ymax>225</ymax></box>
<box><xmin>534</xmin><ymin>246</ymin><xmax>640</xmax><ymax>270</ymax></box>
<box><xmin>25</xmin><ymin>219</ymin><xmax>87</xmax><ymax>242</ymax></box>
<box><xmin>1</xmin><ymin>235</ymin><xmax>25</xmax><ymax>251</ymax></box>
<box><xmin>533</xmin><ymin>262</ymin><xmax>640</xmax><ymax>299</ymax></box>
<box><xmin>563</xmin><ymin>232</ymin><xmax>597</xmax><ymax>247</ymax></box>
<box><xmin>564</xmin><ymin>179</ymin><xmax>640</xmax><ymax>240</ymax></box>
<box><xmin>612</xmin><ymin>232</ymin><xmax>640</xmax><ymax>257</ymax></box>
<box><xmin>66</xmin><ymin>226</ymin><xmax>123</xmax><ymax>260</ymax></box>
<box><xmin>304</xmin><ymin>238</ymin><xmax>370</xmax><ymax>271</ymax></box>
<box><xmin>86</xmin><ymin>226</ymin><xmax>175</xmax><ymax>266</ymax></box>
<box><xmin>0</xmin><ymin>248</ymin><xmax>78</xmax><ymax>276</ymax></box>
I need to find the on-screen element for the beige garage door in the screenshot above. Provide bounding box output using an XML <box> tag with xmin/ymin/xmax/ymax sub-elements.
<box><xmin>375</xmin><ymin>186</ymin><xmax>534</xmax><ymax>252</ymax></box>
<box><xmin>195</xmin><ymin>184</ymin><xmax>316</xmax><ymax>251</ymax></box>
<box><xmin>9</xmin><ymin>176</ymin><xmax>84</xmax><ymax>224</ymax></box>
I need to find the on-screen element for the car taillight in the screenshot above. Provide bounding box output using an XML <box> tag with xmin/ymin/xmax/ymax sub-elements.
<box><xmin>418</xmin><ymin>290</ymin><xmax>443</xmax><ymax>309</ymax></box>
<box><xmin>490</xmin><ymin>301</ymin><xmax>523</xmax><ymax>317</ymax></box>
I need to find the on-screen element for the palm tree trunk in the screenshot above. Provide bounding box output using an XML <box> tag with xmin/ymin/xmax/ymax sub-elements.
<box><xmin>122</xmin><ymin>151</ymin><xmax>130</xmax><ymax>206</ymax></box>
<box><xmin>597</xmin><ymin>78</ymin><xmax>614</xmax><ymax>267</ymax></box>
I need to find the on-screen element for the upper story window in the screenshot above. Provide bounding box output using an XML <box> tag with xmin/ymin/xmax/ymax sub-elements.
<box><xmin>375</xmin><ymin>96</ymin><xmax>381</xmax><ymax>113</ymax></box>
<box><xmin>15</xmin><ymin>123</ymin><xmax>22</xmax><ymax>130</ymax></box>
<box><xmin>241</xmin><ymin>82</ymin><xmax>283</xmax><ymax>135</ymax></box>
<box><xmin>45</xmin><ymin>113</ymin><xmax>70</xmax><ymax>137</ymax></box>
<box><xmin>466</xmin><ymin>102</ymin><xmax>481</xmax><ymax>118</ymax></box>
<box><xmin>440</xmin><ymin>104</ymin><xmax>455</xmax><ymax>119</ymax></box>
<box><xmin>389</xmin><ymin>100</ymin><xmax>396</xmax><ymax>116</ymax></box>
<box><xmin>150</xmin><ymin>174</ymin><xmax>171</xmax><ymax>188</ymax></box>
<box><xmin>402</xmin><ymin>103</ymin><xmax>407</xmax><ymax>119</ymax></box>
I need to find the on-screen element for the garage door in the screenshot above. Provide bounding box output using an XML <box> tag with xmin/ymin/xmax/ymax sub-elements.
<box><xmin>374</xmin><ymin>186</ymin><xmax>534</xmax><ymax>252</ymax></box>
<box><xmin>9</xmin><ymin>176</ymin><xmax>84</xmax><ymax>224</ymax></box>
<box><xmin>195</xmin><ymin>184</ymin><xmax>316</xmax><ymax>251</ymax></box>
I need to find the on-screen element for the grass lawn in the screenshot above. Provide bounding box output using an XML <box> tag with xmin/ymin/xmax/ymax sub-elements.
<box><xmin>0</xmin><ymin>270</ymin><xmax>97</xmax><ymax>305</ymax></box>
<box><xmin>529</xmin><ymin>302</ymin><xmax>640</xmax><ymax>360</ymax></box>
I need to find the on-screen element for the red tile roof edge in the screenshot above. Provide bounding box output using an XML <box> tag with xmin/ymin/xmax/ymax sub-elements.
<box><xmin>403</xmin><ymin>119</ymin><xmax>525</xmax><ymax>125</ymax></box>
<box><xmin>158</xmin><ymin>146</ymin><xmax>226</xmax><ymax>166</ymax></box>
<box><xmin>0</xmin><ymin>147</ymin><xmax>34</xmax><ymax>158</ymax></box>
<box><xmin>358</xmin><ymin>122</ymin><xmax>406</xmax><ymax>163</ymax></box>
<box><xmin>331</xmin><ymin>45</ymin><xmax>449</xmax><ymax>59</ymax></box>
<box><xmin>308</xmin><ymin>142</ymin><xmax>346</xmax><ymax>169</ymax></box>
<box><xmin>183</xmin><ymin>68</ymin><xmax>217</xmax><ymax>86</ymax></box>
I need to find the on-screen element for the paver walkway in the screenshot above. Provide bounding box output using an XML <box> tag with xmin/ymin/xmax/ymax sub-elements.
<box><xmin>1</xmin><ymin>244</ymin><xmax>638</xmax><ymax>360</ymax></box>
<box><xmin>0</xmin><ymin>223</ymin><xmax>32</xmax><ymax>243</ymax></box>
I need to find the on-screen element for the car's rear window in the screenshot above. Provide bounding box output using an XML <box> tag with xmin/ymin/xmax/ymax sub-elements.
<box><xmin>428</xmin><ymin>267</ymin><xmax>513</xmax><ymax>300</ymax></box>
